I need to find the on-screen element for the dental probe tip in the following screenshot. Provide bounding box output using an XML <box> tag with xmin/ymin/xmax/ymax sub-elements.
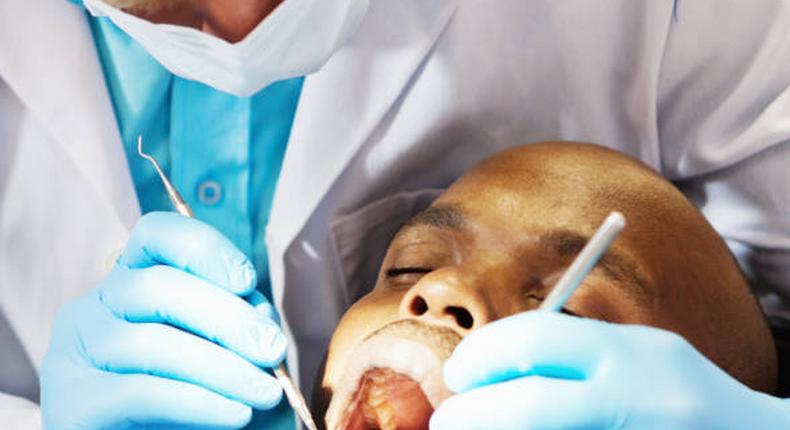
<box><xmin>274</xmin><ymin>364</ymin><xmax>319</xmax><ymax>430</ymax></box>
<box><xmin>136</xmin><ymin>135</ymin><xmax>194</xmax><ymax>218</ymax></box>
<box><xmin>136</xmin><ymin>135</ymin><xmax>154</xmax><ymax>163</ymax></box>
<box><xmin>539</xmin><ymin>211</ymin><xmax>626</xmax><ymax>313</ymax></box>
<box><xmin>136</xmin><ymin>135</ymin><xmax>161</xmax><ymax>172</ymax></box>
<box><xmin>136</xmin><ymin>135</ymin><xmax>144</xmax><ymax>156</ymax></box>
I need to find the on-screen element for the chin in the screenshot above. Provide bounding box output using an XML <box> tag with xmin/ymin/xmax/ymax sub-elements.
<box><xmin>324</xmin><ymin>320</ymin><xmax>462</xmax><ymax>430</ymax></box>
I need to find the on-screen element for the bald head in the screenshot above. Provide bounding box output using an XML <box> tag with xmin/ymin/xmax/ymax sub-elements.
<box><xmin>317</xmin><ymin>142</ymin><xmax>777</xmax><ymax>429</ymax></box>
<box><xmin>437</xmin><ymin>142</ymin><xmax>776</xmax><ymax>391</ymax></box>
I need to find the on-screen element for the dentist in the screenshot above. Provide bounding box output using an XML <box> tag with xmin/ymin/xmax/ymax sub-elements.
<box><xmin>1</xmin><ymin>0</ymin><xmax>789</xmax><ymax>428</ymax></box>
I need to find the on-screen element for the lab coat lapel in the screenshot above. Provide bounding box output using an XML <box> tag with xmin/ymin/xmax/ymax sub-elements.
<box><xmin>0</xmin><ymin>0</ymin><xmax>139</xmax><ymax>229</ymax></box>
<box><xmin>268</xmin><ymin>0</ymin><xmax>459</xmax><ymax>262</ymax></box>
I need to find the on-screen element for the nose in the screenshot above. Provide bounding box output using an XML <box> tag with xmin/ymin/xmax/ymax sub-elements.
<box><xmin>398</xmin><ymin>271</ymin><xmax>492</xmax><ymax>332</ymax></box>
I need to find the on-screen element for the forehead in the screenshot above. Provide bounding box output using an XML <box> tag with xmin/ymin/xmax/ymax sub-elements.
<box><xmin>434</xmin><ymin>144</ymin><xmax>666</xmax><ymax>229</ymax></box>
<box><xmin>431</xmin><ymin>179</ymin><xmax>619</xmax><ymax>246</ymax></box>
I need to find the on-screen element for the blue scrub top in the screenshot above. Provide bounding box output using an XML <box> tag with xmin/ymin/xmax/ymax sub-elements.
<box><xmin>88</xmin><ymin>14</ymin><xmax>303</xmax><ymax>430</ymax></box>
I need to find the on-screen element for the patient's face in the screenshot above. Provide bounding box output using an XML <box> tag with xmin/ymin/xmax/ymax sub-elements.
<box><xmin>314</xmin><ymin>143</ymin><xmax>776</xmax><ymax>430</ymax></box>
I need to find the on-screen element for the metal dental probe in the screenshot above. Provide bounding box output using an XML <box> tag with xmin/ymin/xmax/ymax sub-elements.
<box><xmin>538</xmin><ymin>211</ymin><xmax>626</xmax><ymax>312</ymax></box>
<box><xmin>137</xmin><ymin>136</ymin><xmax>319</xmax><ymax>430</ymax></box>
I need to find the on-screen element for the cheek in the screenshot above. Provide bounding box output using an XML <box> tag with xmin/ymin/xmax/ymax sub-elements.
<box><xmin>344</xmin><ymin>291</ymin><xmax>405</xmax><ymax>336</ymax></box>
<box><xmin>323</xmin><ymin>288</ymin><xmax>408</xmax><ymax>385</ymax></box>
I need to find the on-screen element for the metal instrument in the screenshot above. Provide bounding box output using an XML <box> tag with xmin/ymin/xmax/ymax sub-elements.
<box><xmin>538</xmin><ymin>211</ymin><xmax>626</xmax><ymax>312</ymax></box>
<box><xmin>137</xmin><ymin>136</ymin><xmax>318</xmax><ymax>430</ymax></box>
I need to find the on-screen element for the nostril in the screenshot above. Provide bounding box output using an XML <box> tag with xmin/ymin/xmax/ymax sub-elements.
<box><xmin>410</xmin><ymin>296</ymin><xmax>429</xmax><ymax>316</ymax></box>
<box><xmin>445</xmin><ymin>306</ymin><xmax>474</xmax><ymax>329</ymax></box>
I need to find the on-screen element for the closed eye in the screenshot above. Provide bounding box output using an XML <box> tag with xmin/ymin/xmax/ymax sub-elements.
<box><xmin>386</xmin><ymin>267</ymin><xmax>433</xmax><ymax>278</ymax></box>
<box><xmin>560</xmin><ymin>307</ymin><xmax>580</xmax><ymax>317</ymax></box>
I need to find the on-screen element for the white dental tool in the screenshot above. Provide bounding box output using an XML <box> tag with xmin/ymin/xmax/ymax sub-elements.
<box><xmin>137</xmin><ymin>136</ymin><xmax>319</xmax><ymax>430</ymax></box>
<box><xmin>538</xmin><ymin>211</ymin><xmax>626</xmax><ymax>312</ymax></box>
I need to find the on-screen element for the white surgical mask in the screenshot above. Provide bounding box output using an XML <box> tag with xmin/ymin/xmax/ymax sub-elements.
<box><xmin>84</xmin><ymin>0</ymin><xmax>370</xmax><ymax>96</ymax></box>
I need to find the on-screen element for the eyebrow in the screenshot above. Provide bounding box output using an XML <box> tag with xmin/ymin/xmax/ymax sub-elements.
<box><xmin>538</xmin><ymin>229</ymin><xmax>650</xmax><ymax>301</ymax></box>
<box><xmin>401</xmin><ymin>204</ymin><xmax>466</xmax><ymax>230</ymax></box>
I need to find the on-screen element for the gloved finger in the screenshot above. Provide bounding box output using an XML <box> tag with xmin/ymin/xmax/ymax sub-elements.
<box><xmin>430</xmin><ymin>376</ymin><xmax>609</xmax><ymax>430</ymax></box>
<box><xmin>85</xmin><ymin>321</ymin><xmax>283</xmax><ymax>410</ymax></box>
<box><xmin>444</xmin><ymin>312</ymin><xmax>610</xmax><ymax>392</ymax></box>
<box><xmin>101</xmin><ymin>265</ymin><xmax>286</xmax><ymax>366</ymax></box>
<box><xmin>86</xmin><ymin>372</ymin><xmax>253</xmax><ymax>429</ymax></box>
<box><xmin>118</xmin><ymin>212</ymin><xmax>257</xmax><ymax>295</ymax></box>
<box><xmin>247</xmin><ymin>290</ymin><xmax>281</xmax><ymax>325</ymax></box>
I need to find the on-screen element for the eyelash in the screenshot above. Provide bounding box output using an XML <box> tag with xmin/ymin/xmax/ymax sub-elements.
<box><xmin>527</xmin><ymin>294</ymin><xmax>580</xmax><ymax>317</ymax></box>
<box><xmin>386</xmin><ymin>267</ymin><xmax>433</xmax><ymax>278</ymax></box>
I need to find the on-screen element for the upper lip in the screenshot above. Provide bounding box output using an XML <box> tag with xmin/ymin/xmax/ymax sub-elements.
<box><xmin>325</xmin><ymin>320</ymin><xmax>463</xmax><ymax>430</ymax></box>
<box><xmin>362</xmin><ymin>319</ymin><xmax>463</xmax><ymax>357</ymax></box>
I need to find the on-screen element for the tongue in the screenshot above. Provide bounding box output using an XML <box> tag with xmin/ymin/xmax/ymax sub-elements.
<box><xmin>341</xmin><ymin>368</ymin><xmax>434</xmax><ymax>430</ymax></box>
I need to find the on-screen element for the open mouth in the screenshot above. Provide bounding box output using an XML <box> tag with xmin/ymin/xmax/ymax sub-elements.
<box><xmin>340</xmin><ymin>368</ymin><xmax>434</xmax><ymax>430</ymax></box>
<box><xmin>325</xmin><ymin>320</ymin><xmax>462</xmax><ymax>430</ymax></box>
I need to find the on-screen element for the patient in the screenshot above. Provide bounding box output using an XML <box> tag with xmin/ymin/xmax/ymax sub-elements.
<box><xmin>312</xmin><ymin>142</ymin><xmax>777</xmax><ymax>430</ymax></box>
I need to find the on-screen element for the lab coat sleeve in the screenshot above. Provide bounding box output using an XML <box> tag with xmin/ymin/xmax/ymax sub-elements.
<box><xmin>0</xmin><ymin>393</ymin><xmax>41</xmax><ymax>429</ymax></box>
<box><xmin>655</xmin><ymin>0</ymin><xmax>790</xmax><ymax>321</ymax></box>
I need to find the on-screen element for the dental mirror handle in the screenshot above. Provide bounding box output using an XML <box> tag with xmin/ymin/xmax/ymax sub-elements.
<box><xmin>539</xmin><ymin>211</ymin><xmax>626</xmax><ymax>312</ymax></box>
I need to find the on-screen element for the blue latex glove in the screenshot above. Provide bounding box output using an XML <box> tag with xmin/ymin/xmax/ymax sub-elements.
<box><xmin>430</xmin><ymin>312</ymin><xmax>790</xmax><ymax>429</ymax></box>
<box><xmin>41</xmin><ymin>212</ymin><xmax>286</xmax><ymax>429</ymax></box>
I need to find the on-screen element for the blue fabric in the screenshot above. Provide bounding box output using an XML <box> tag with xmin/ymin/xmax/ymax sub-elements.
<box><xmin>89</xmin><ymin>15</ymin><xmax>302</xmax><ymax>430</ymax></box>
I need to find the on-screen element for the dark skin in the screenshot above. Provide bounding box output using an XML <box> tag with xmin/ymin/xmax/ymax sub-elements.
<box><xmin>315</xmin><ymin>142</ymin><xmax>777</xmax><ymax>428</ymax></box>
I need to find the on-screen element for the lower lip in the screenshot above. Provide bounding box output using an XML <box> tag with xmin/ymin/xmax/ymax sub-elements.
<box><xmin>340</xmin><ymin>368</ymin><xmax>434</xmax><ymax>430</ymax></box>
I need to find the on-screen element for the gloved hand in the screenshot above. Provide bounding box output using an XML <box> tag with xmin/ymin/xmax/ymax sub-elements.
<box><xmin>430</xmin><ymin>312</ymin><xmax>790</xmax><ymax>429</ymax></box>
<box><xmin>41</xmin><ymin>212</ymin><xmax>286</xmax><ymax>429</ymax></box>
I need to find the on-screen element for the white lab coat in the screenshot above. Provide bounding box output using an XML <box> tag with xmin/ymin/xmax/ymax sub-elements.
<box><xmin>1</xmin><ymin>0</ymin><xmax>790</xmax><ymax>427</ymax></box>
